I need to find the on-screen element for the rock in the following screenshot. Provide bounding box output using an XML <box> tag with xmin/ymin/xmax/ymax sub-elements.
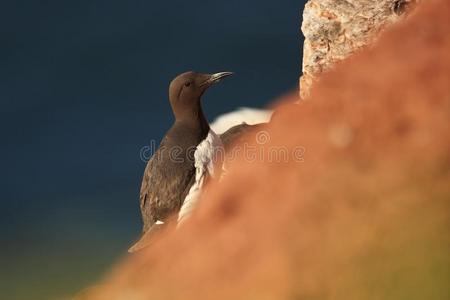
<box><xmin>300</xmin><ymin>0</ymin><xmax>418</xmax><ymax>99</ymax></box>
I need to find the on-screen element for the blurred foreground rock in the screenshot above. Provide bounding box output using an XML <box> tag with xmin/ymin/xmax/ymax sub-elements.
<box><xmin>77</xmin><ymin>0</ymin><xmax>449</xmax><ymax>299</ymax></box>
<box><xmin>300</xmin><ymin>0</ymin><xmax>418</xmax><ymax>99</ymax></box>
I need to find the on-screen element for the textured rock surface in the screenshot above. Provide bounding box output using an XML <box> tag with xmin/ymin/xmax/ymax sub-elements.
<box><xmin>300</xmin><ymin>0</ymin><xmax>418</xmax><ymax>99</ymax></box>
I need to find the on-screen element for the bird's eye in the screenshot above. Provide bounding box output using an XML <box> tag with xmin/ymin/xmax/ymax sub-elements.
<box><xmin>184</xmin><ymin>82</ymin><xmax>191</xmax><ymax>87</ymax></box>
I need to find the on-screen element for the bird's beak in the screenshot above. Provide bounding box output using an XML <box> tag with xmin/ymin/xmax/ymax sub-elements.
<box><xmin>200</xmin><ymin>72</ymin><xmax>234</xmax><ymax>87</ymax></box>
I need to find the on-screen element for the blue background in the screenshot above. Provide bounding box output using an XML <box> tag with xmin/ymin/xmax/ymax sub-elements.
<box><xmin>0</xmin><ymin>1</ymin><xmax>305</xmax><ymax>299</ymax></box>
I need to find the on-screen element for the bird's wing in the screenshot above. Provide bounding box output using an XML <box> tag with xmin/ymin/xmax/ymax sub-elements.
<box><xmin>178</xmin><ymin>130</ymin><xmax>224</xmax><ymax>225</ymax></box>
<box><xmin>130</xmin><ymin>148</ymin><xmax>195</xmax><ymax>252</ymax></box>
<box><xmin>139</xmin><ymin>142</ymin><xmax>195</xmax><ymax>232</ymax></box>
<box><xmin>139</xmin><ymin>156</ymin><xmax>158</xmax><ymax>232</ymax></box>
<box><xmin>129</xmin><ymin>157</ymin><xmax>164</xmax><ymax>253</ymax></box>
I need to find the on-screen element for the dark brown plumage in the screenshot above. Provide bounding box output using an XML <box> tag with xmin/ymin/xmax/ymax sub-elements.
<box><xmin>130</xmin><ymin>71</ymin><xmax>233</xmax><ymax>252</ymax></box>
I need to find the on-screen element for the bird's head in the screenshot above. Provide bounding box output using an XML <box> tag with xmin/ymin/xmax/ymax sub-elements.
<box><xmin>168</xmin><ymin>71</ymin><xmax>233</xmax><ymax>120</ymax></box>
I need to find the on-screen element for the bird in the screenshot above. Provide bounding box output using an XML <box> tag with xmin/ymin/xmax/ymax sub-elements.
<box><xmin>129</xmin><ymin>72</ymin><xmax>274</xmax><ymax>252</ymax></box>
<box><xmin>129</xmin><ymin>71</ymin><xmax>233</xmax><ymax>252</ymax></box>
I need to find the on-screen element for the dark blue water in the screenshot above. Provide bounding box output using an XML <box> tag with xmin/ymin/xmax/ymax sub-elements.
<box><xmin>0</xmin><ymin>1</ymin><xmax>305</xmax><ymax>299</ymax></box>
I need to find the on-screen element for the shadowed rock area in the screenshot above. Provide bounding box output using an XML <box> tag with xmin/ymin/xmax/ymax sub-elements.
<box><xmin>77</xmin><ymin>0</ymin><xmax>449</xmax><ymax>299</ymax></box>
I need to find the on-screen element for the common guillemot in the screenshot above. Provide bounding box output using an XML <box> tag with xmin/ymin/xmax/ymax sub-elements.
<box><xmin>129</xmin><ymin>71</ymin><xmax>232</xmax><ymax>252</ymax></box>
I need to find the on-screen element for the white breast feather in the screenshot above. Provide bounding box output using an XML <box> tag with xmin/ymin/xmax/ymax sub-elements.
<box><xmin>177</xmin><ymin>130</ymin><xmax>224</xmax><ymax>225</ymax></box>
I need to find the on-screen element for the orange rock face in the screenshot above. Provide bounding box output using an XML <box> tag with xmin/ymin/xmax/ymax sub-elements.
<box><xmin>79</xmin><ymin>0</ymin><xmax>450</xmax><ymax>299</ymax></box>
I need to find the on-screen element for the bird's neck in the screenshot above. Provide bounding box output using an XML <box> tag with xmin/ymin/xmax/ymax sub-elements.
<box><xmin>174</xmin><ymin>102</ymin><xmax>209</xmax><ymax>135</ymax></box>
